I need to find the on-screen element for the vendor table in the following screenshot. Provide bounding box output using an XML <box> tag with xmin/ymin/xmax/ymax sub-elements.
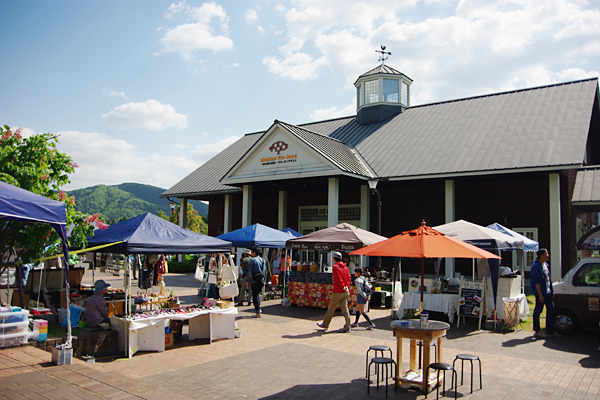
<box><xmin>288</xmin><ymin>281</ymin><xmax>357</xmax><ymax>309</ymax></box>
<box><xmin>391</xmin><ymin>319</ymin><xmax>450</xmax><ymax>393</ymax></box>
<box><xmin>397</xmin><ymin>293</ymin><xmax>460</xmax><ymax>323</ymax></box>
<box><xmin>111</xmin><ymin>307</ymin><xmax>237</xmax><ymax>358</ymax></box>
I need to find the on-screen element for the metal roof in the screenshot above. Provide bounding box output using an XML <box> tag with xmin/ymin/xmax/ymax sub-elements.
<box><xmin>354</xmin><ymin>64</ymin><xmax>413</xmax><ymax>84</ymax></box>
<box><xmin>276</xmin><ymin>120</ymin><xmax>376</xmax><ymax>178</ymax></box>
<box><xmin>572</xmin><ymin>168</ymin><xmax>600</xmax><ymax>204</ymax></box>
<box><xmin>163</xmin><ymin>78</ymin><xmax>599</xmax><ymax>199</ymax></box>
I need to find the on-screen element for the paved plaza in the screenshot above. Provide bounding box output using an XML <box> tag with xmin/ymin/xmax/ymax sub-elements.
<box><xmin>1</xmin><ymin>272</ymin><xmax>599</xmax><ymax>399</ymax></box>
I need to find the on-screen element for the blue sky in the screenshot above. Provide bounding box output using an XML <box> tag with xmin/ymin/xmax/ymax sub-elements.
<box><xmin>1</xmin><ymin>0</ymin><xmax>599</xmax><ymax>191</ymax></box>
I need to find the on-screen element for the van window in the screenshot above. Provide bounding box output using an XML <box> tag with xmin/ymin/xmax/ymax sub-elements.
<box><xmin>573</xmin><ymin>263</ymin><xmax>600</xmax><ymax>287</ymax></box>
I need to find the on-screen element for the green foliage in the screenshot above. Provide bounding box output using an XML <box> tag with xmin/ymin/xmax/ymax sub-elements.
<box><xmin>0</xmin><ymin>125</ymin><xmax>95</xmax><ymax>263</ymax></box>
<box><xmin>161</xmin><ymin>203</ymin><xmax>208</xmax><ymax>235</ymax></box>
<box><xmin>167</xmin><ymin>257</ymin><xmax>198</xmax><ymax>273</ymax></box>
<box><xmin>68</xmin><ymin>183</ymin><xmax>208</xmax><ymax>222</ymax></box>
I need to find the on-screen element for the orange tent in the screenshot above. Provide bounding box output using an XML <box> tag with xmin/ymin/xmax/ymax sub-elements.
<box><xmin>350</xmin><ymin>221</ymin><xmax>501</xmax><ymax>309</ymax></box>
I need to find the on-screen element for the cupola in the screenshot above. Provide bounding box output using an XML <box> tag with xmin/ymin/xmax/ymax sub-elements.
<box><xmin>354</xmin><ymin>47</ymin><xmax>412</xmax><ymax>125</ymax></box>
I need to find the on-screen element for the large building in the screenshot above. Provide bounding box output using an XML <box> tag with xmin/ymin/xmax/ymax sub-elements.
<box><xmin>162</xmin><ymin>64</ymin><xmax>600</xmax><ymax>281</ymax></box>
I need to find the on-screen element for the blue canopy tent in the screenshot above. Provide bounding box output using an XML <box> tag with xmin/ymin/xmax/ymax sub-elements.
<box><xmin>216</xmin><ymin>223</ymin><xmax>293</xmax><ymax>248</ymax></box>
<box><xmin>486</xmin><ymin>223</ymin><xmax>539</xmax><ymax>252</ymax></box>
<box><xmin>0</xmin><ymin>181</ymin><xmax>73</xmax><ymax>351</ymax></box>
<box><xmin>87</xmin><ymin>213</ymin><xmax>232</xmax><ymax>254</ymax></box>
<box><xmin>434</xmin><ymin>220</ymin><xmax>524</xmax><ymax>316</ymax></box>
<box><xmin>281</xmin><ymin>227</ymin><xmax>302</xmax><ymax>238</ymax></box>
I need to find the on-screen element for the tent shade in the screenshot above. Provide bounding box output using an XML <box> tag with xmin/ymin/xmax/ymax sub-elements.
<box><xmin>281</xmin><ymin>227</ymin><xmax>302</xmax><ymax>237</ymax></box>
<box><xmin>433</xmin><ymin>219</ymin><xmax>524</xmax><ymax>251</ymax></box>
<box><xmin>286</xmin><ymin>223</ymin><xmax>386</xmax><ymax>251</ymax></box>
<box><xmin>86</xmin><ymin>213</ymin><xmax>231</xmax><ymax>254</ymax></box>
<box><xmin>487</xmin><ymin>223</ymin><xmax>539</xmax><ymax>252</ymax></box>
<box><xmin>0</xmin><ymin>180</ymin><xmax>67</xmax><ymax>228</ymax></box>
<box><xmin>216</xmin><ymin>223</ymin><xmax>293</xmax><ymax>248</ymax></box>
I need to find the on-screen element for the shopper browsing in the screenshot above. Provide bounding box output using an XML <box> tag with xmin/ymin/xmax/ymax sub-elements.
<box><xmin>247</xmin><ymin>247</ymin><xmax>266</xmax><ymax>317</ymax></box>
<box><xmin>351</xmin><ymin>268</ymin><xmax>375</xmax><ymax>330</ymax></box>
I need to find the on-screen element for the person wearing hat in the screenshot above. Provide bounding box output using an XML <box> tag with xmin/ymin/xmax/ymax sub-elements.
<box><xmin>317</xmin><ymin>251</ymin><xmax>352</xmax><ymax>332</ymax></box>
<box><xmin>85</xmin><ymin>279</ymin><xmax>111</xmax><ymax>328</ymax></box>
<box><xmin>237</xmin><ymin>249</ymin><xmax>253</xmax><ymax>306</ymax></box>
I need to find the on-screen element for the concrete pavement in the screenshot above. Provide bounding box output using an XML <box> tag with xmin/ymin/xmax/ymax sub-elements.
<box><xmin>1</xmin><ymin>272</ymin><xmax>599</xmax><ymax>399</ymax></box>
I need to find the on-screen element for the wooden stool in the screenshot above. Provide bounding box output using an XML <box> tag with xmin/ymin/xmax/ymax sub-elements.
<box><xmin>452</xmin><ymin>354</ymin><xmax>482</xmax><ymax>394</ymax></box>
<box><xmin>367</xmin><ymin>357</ymin><xmax>397</xmax><ymax>398</ymax></box>
<box><xmin>425</xmin><ymin>362</ymin><xmax>457</xmax><ymax>399</ymax></box>
<box><xmin>365</xmin><ymin>345</ymin><xmax>392</xmax><ymax>377</ymax></box>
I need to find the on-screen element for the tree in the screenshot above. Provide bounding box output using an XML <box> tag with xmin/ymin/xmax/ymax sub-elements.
<box><xmin>0</xmin><ymin>125</ymin><xmax>104</xmax><ymax>264</ymax></box>
<box><xmin>159</xmin><ymin>203</ymin><xmax>208</xmax><ymax>235</ymax></box>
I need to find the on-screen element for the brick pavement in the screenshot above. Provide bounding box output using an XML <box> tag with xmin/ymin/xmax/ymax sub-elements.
<box><xmin>1</xmin><ymin>272</ymin><xmax>599</xmax><ymax>399</ymax></box>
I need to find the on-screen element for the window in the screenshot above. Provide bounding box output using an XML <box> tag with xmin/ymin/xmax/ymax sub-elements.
<box><xmin>364</xmin><ymin>80</ymin><xmax>379</xmax><ymax>104</ymax></box>
<box><xmin>358</xmin><ymin>84</ymin><xmax>364</xmax><ymax>107</ymax></box>
<box><xmin>383</xmin><ymin>79</ymin><xmax>399</xmax><ymax>103</ymax></box>
<box><xmin>573</xmin><ymin>263</ymin><xmax>600</xmax><ymax>286</ymax></box>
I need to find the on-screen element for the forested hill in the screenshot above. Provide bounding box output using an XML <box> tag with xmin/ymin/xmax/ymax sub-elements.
<box><xmin>67</xmin><ymin>183</ymin><xmax>208</xmax><ymax>223</ymax></box>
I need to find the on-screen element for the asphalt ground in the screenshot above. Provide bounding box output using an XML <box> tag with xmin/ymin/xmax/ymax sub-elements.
<box><xmin>1</xmin><ymin>271</ymin><xmax>599</xmax><ymax>400</ymax></box>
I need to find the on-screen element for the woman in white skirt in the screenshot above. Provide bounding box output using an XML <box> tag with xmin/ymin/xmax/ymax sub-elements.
<box><xmin>351</xmin><ymin>268</ymin><xmax>375</xmax><ymax>330</ymax></box>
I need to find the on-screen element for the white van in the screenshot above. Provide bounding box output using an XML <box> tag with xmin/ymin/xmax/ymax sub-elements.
<box><xmin>553</xmin><ymin>258</ymin><xmax>600</xmax><ymax>334</ymax></box>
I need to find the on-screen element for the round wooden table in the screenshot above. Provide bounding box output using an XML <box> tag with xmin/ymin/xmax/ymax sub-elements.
<box><xmin>390</xmin><ymin>319</ymin><xmax>450</xmax><ymax>393</ymax></box>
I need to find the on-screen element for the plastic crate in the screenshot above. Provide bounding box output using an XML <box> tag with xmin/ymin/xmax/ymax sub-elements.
<box><xmin>0</xmin><ymin>321</ymin><xmax>29</xmax><ymax>335</ymax></box>
<box><xmin>0</xmin><ymin>331</ymin><xmax>30</xmax><ymax>347</ymax></box>
<box><xmin>0</xmin><ymin>310</ymin><xmax>29</xmax><ymax>324</ymax></box>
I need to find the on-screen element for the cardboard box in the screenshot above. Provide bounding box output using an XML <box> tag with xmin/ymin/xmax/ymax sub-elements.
<box><xmin>165</xmin><ymin>332</ymin><xmax>174</xmax><ymax>348</ymax></box>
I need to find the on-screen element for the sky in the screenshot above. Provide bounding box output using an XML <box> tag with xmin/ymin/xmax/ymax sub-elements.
<box><xmin>1</xmin><ymin>0</ymin><xmax>599</xmax><ymax>192</ymax></box>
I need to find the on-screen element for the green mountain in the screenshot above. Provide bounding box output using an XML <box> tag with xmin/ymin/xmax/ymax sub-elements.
<box><xmin>67</xmin><ymin>183</ymin><xmax>208</xmax><ymax>223</ymax></box>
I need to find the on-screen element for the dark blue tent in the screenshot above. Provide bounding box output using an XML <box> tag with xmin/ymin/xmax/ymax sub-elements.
<box><xmin>281</xmin><ymin>227</ymin><xmax>302</xmax><ymax>237</ymax></box>
<box><xmin>87</xmin><ymin>213</ymin><xmax>231</xmax><ymax>254</ymax></box>
<box><xmin>216</xmin><ymin>223</ymin><xmax>292</xmax><ymax>248</ymax></box>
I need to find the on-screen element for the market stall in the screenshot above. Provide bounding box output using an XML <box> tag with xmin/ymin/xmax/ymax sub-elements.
<box><xmin>286</xmin><ymin>223</ymin><xmax>387</xmax><ymax>309</ymax></box>
<box><xmin>86</xmin><ymin>213</ymin><xmax>232</xmax><ymax>357</ymax></box>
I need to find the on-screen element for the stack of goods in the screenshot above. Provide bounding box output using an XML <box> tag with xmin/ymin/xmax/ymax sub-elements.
<box><xmin>0</xmin><ymin>307</ymin><xmax>31</xmax><ymax>347</ymax></box>
<box><xmin>116</xmin><ymin>301</ymin><xmax>228</xmax><ymax>321</ymax></box>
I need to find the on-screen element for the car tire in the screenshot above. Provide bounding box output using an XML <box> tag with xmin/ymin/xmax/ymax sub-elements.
<box><xmin>554</xmin><ymin>310</ymin><xmax>578</xmax><ymax>335</ymax></box>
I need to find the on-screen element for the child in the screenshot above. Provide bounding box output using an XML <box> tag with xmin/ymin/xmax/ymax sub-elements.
<box><xmin>351</xmin><ymin>268</ymin><xmax>375</xmax><ymax>330</ymax></box>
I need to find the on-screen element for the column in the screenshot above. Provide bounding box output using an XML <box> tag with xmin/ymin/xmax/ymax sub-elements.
<box><xmin>242</xmin><ymin>185</ymin><xmax>252</xmax><ymax>228</ymax></box>
<box><xmin>224</xmin><ymin>194</ymin><xmax>233</xmax><ymax>233</ymax></box>
<box><xmin>549</xmin><ymin>173</ymin><xmax>562</xmax><ymax>281</ymax></box>
<box><xmin>178</xmin><ymin>198</ymin><xmax>188</xmax><ymax>261</ymax></box>
<box><xmin>445</xmin><ymin>180</ymin><xmax>455</xmax><ymax>279</ymax></box>
<box><xmin>360</xmin><ymin>184</ymin><xmax>371</xmax><ymax>268</ymax></box>
<box><xmin>278</xmin><ymin>191</ymin><xmax>287</xmax><ymax>230</ymax></box>
<box><xmin>328</xmin><ymin>178</ymin><xmax>339</xmax><ymax>227</ymax></box>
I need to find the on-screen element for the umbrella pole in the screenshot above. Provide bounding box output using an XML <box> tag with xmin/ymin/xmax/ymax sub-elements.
<box><xmin>420</xmin><ymin>258</ymin><xmax>424</xmax><ymax>312</ymax></box>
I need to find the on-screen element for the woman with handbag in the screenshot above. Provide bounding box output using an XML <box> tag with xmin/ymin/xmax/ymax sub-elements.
<box><xmin>247</xmin><ymin>247</ymin><xmax>266</xmax><ymax>318</ymax></box>
<box><xmin>351</xmin><ymin>268</ymin><xmax>376</xmax><ymax>330</ymax></box>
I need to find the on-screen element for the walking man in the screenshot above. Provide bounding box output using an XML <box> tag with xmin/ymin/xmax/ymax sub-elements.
<box><xmin>237</xmin><ymin>249</ymin><xmax>252</xmax><ymax>306</ymax></box>
<box><xmin>317</xmin><ymin>251</ymin><xmax>352</xmax><ymax>332</ymax></box>
<box><xmin>247</xmin><ymin>247</ymin><xmax>266</xmax><ymax>318</ymax></box>
<box><xmin>530</xmin><ymin>248</ymin><xmax>560</xmax><ymax>338</ymax></box>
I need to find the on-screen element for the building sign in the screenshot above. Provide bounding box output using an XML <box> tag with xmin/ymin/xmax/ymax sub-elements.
<box><xmin>260</xmin><ymin>140</ymin><xmax>298</xmax><ymax>166</ymax></box>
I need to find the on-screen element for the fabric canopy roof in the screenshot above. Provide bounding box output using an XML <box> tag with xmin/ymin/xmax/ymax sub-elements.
<box><xmin>433</xmin><ymin>219</ymin><xmax>524</xmax><ymax>251</ymax></box>
<box><xmin>487</xmin><ymin>223</ymin><xmax>539</xmax><ymax>252</ymax></box>
<box><xmin>216</xmin><ymin>223</ymin><xmax>293</xmax><ymax>248</ymax></box>
<box><xmin>281</xmin><ymin>227</ymin><xmax>302</xmax><ymax>237</ymax></box>
<box><xmin>286</xmin><ymin>223</ymin><xmax>386</xmax><ymax>251</ymax></box>
<box><xmin>87</xmin><ymin>213</ymin><xmax>231</xmax><ymax>254</ymax></box>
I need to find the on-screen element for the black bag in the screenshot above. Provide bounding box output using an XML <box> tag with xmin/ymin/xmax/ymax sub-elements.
<box><xmin>363</xmin><ymin>280</ymin><xmax>373</xmax><ymax>297</ymax></box>
<box><xmin>252</xmin><ymin>273</ymin><xmax>264</xmax><ymax>283</ymax></box>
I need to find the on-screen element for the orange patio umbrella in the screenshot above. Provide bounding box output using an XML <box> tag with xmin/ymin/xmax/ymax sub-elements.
<box><xmin>350</xmin><ymin>221</ymin><xmax>501</xmax><ymax>310</ymax></box>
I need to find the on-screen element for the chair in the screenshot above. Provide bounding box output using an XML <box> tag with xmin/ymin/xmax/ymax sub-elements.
<box><xmin>452</xmin><ymin>354</ymin><xmax>482</xmax><ymax>394</ymax></box>
<box><xmin>367</xmin><ymin>357</ymin><xmax>397</xmax><ymax>398</ymax></box>
<box><xmin>365</xmin><ymin>345</ymin><xmax>392</xmax><ymax>377</ymax></box>
<box><xmin>425</xmin><ymin>362</ymin><xmax>457</xmax><ymax>400</ymax></box>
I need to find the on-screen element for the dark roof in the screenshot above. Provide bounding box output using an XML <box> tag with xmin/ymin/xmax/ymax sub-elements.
<box><xmin>354</xmin><ymin>64</ymin><xmax>412</xmax><ymax>84</ymax></box>
<box><xmin>162</xmin><ymin>78</ymin><xmax>599</xmax><ymax>199</ymax></box>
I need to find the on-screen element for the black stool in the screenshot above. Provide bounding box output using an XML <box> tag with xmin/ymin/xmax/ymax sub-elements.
<box><xmin>367</xmin><ymin>357</ymin><xmax>397</xmax><ymax>398</ymax></box>
<box><xmin>425</xmin><ymin>362</ymin><xmax>457</xmax><ymax>400</ymax></box>
<box><xmin>366</xmin><ymin>345</ymin><xmax>392</xmax><ymax>377</ymax></box>
<box><xmin>417</xmin><ymin>340</ymin><xmax>438</xmax><ymax>369</ymax></box>
<box><xmin>452</xmin><ymin>354</ymin><xmax>482</xmax><ymax>394</ymax></box>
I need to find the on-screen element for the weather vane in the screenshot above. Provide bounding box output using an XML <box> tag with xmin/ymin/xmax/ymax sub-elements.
<box><xmin>376</xmin><ymin>45</ymin><xmax>391</xmax><ymax>64</ymax></box>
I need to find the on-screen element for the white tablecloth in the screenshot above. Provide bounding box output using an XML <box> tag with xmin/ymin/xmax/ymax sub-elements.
<box><xmin>397</xmin><ymin>292</ymin><xmax>460</xmax><ymax>323</ymax></box>
<box><xmin>501</xmin><ymin>294</ymin><xmax>529</xmax><ymax>320</ymax></box>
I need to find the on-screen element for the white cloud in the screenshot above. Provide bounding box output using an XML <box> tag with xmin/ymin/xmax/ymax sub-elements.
<box><xmin>190</xmin><ymin>136</ymin><xmax>240</xmax><ymax>158</ymax></box>
<box><xmin>263</xmin><ymin>0</ymin><xmax>600</xmax><ymax>106</ymax></box>
<box><xmin>257</xmin><ymin>25</ymin><xmax>264</xmax><ymax>33</ymax></box>
<box><xmin>158</xmin><ymin>1</ymin><xmax>233</xmax><ymax>59</ymax></box>
<box><xmin>309</xmin><ymin>100</ymin><xmax>355</xmax><ymax>121</ymax></box>
<box><xmin>275</xmin><ymin>4</ymin><xmax>285</xmax><ymax>13</ymax></box>
<box><xmin>231</xmin><ymin>62</ymin><xmax>240</xmax><ymax>67</ymax></box>
<box><xmin>56</xmin><ymin>130</ymin><xmax>221</xmax><ymax>190</ymax></box>
<box><xmin>102</xmin><ymin>100</ymin><xmax>188</xmax><ymax>131</ymax></box>
<box><xmin>245</xmin><ymin>9</ymin><xmax>258</xmax><ymax>23</ymax></box>
<box><xmin>103</xmin><ymin>89</ymin><xmax>128</xmax><ymax>100</ymax></box>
